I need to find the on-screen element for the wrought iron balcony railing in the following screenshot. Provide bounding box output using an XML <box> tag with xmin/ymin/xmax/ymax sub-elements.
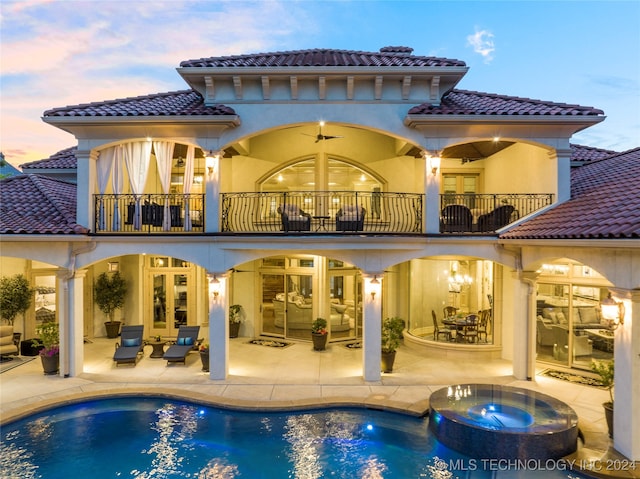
<box><xmin>94</xmin><ymin>194</ymin><xmax>205</xmax><ymax>233</ymax></box>
<box><xmin>221</xmin><ymin>191</ymin><xmax>423</xmax><ymax>233</ymax></box>
<box><xmin>439</xmin><ymin>193</ymin><xmax>553</xmax><ymax>233</ymax></box>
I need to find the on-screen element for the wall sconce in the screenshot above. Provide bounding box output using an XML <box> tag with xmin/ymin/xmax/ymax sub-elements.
<box><xmin>425</xmin><ymin>153</ymin><xmax>441</xmax><ymax>176</ymax></box>
<box><xmin>209</xmin><ymin>275</ymin><xmax>221</xmax><ymax>300</ymax></box>
<box><xmin>205</xmin><ymin>150</ymin><xmax>221</xmax><ymax>175</ymax></box>
<box><xmin>369</xmin><ymin>275</ymin><xmax>381</xmax><ymax>301</ymax></box>
<box><xmin>108</xmin><ymin>262</ymin><xmax>119</xmax><ymax>272</ymax></box>
<box><xmin>601</xmin><ymin>292</ymin><xmax>625</xmax><ymax>330</ymax></box>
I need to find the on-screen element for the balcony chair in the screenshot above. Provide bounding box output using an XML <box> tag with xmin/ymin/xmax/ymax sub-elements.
<box><xmin>163</xmin><ymin>325</ymin><xmax>201</xmax><ymax>365</ymax></box>
<box><xmin>278</xmin><ymin>204</ymin><xmax>312</xmax><ymax>232</ymax></box>
<box><xmin>432</xmin><ymin>310</ymin><xmax>453</xmax><ymax>341</ymax></box>
<box><xmin>335</xmin><ymin>205</ymin><xmax>366</xmax><ymax>232</ymax></box>
<box><xmin>113</xmin><ymin>325</ymin><xmax>145</xmax><ymax>366</ymax></box>
<box><xmin>476</xmin><ymin>204</ymin><xmax>516</xmax><ymax>232</ymax></box>
<box><xmin>440</xmin><ymin>204</ymin><xmax>473</xmax><ymax>233</ymax></box>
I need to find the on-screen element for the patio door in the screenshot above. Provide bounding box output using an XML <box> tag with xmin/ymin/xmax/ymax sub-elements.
<box><xmin>148</xmin><ymin>264</ymin><xmax>193</xmax><ymax>338</ymax></box>
<box><xmin>260</xmin><ymin>272</ymin><xmax>314</xmax><ymax>340</ymax></box>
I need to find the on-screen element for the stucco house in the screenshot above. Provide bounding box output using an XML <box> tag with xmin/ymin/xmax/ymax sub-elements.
<box><xmin>1</xmin><ymin>46</ymin><xmax>638</xmax><ymax>460</ymax></box>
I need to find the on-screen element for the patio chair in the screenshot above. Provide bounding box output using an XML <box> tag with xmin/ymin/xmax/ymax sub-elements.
<box><xmin>335</xmin><ymin>205</ymin><xmax>366</xmax><ymax>232</ymax></box>
<box><xmin>163</xmin><ymin>325</ymin><xmax>200</xmax><ymax>365</ymax></box>
<box><xmin>278</xmin><ymin>204</ymin><xmax>311</xmax><ymax>232</ymax></box>
<box><xmin>476</xmin><ymin>204</ymin><xmax>516</xmax><ymax>232</ymax></box>
<box><xmin>440</xmin><ymin>204</ymin><xmax>473</xmax><ymax>233</ymax></box>
<box><xmin>113</xmin><ymin>325</ymin><xmax>145</xmax><ymax>366</ymax></box>
<box><xmin>432</xmin><ymin>310</ymin><xmax>453</xmax><ymax>341</ymax></box>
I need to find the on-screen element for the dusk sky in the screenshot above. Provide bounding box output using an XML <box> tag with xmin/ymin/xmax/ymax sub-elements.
<box><xmin>1</xmin><ymin>0</ymin><xmax>639</xmax><ymax>168</ymax></box>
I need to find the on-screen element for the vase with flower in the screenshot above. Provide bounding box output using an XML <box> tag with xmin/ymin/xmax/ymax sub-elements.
<box><xmin>311</xmin><ymin>317</ymin><xmax>328</xmax><ymax>351</ymax></box>
<box><xmin>199</xmin><ymin>343</ymin><xmax>210</xmax><ymax>372</ymax></box>
<box><xmin>32</xmin><ymin>321</ymin><xmax>59</xmax><ymax>375</ymax></box>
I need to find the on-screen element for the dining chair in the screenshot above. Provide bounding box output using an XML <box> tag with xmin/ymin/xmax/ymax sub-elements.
<box><xmin>443</xmin><ymin>306</ymin><xmax>458</xmax><ymax>319</ymax></box>
<box><xmin>460</xmin><ymin>314</ymin><xmax>479</xmax><ymax>343</ymax></box>
<box><xmin>477</xmin><ymin>309</ymin><xmax>490</xmax><ymax>342</ymax></box>
<box><xmin>432</xmin><ymin>310</ymin><xmax>453</xmax><ymax>342</ymax></box>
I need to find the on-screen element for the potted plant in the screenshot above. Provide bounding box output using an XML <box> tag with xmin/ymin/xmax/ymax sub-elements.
<box><xmin>381</xmin><ymin>317</ymin><xmax>405</xmax><ymax>373</ymax></box>
<box><xmin>0</xmin><ymin>274</ymin><xmax>34</xmax><ymax>345</ymax></box>
<box><xmin>33</xmin><ymin>321</ymin><xmax>59</xmax><ymax>375</ymax></box>
<box><xmin>94</xmin><ymin>271</ymin><xmax>128</xmax><ymax>338</ymax></box>
<box><xmin>311</xmin><ymin>317</ymin><xmax>328</xmax><ymax>351</ymax></box>
<box><xmin>199</xmin><ymin>343</ymin><xmax>210</xmax><ymax>372</ymax></box>
<box><xmin>592</xmin><ymin>359</ymin><xmax>614</xmax><ymax>438</ymax></box>
<box><xmin>229</xmin><ymin>304</ymin><xmax>243</xmax><ymax>338</ymax></box>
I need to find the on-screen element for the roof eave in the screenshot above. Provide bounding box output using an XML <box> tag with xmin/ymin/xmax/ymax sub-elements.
<box><xmin>404</xmin><ymin>114</ymin><xmax>605</xmax><ymax>128</ymax></box>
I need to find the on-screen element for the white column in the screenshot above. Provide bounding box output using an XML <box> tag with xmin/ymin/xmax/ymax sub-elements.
<box><xmin>521</xmin><ymin>272</ymin><xmax>538</xmax><ymax>381</ymax></box>
<box><xmin>56</xmin><ymin>271</ymin><xmax>69</xmax><ymax>378</ymax></box>
<box><xmin>204</xmin><ymin>152</ymin><xmax>220</xmax><ymax>233</ymax></box>
<box><xmin>554</xmin><ymin>147</ymin><xmax>572</xmax><ymax>203</ymax></box>
<box><xmin>208</xmin><ymin>273</ymin><xmax>227</xmax><ymax>379</ymax></box>
<box><xmin>613</xmin><ymin>289</ymin><xmax>639</xmax><ymax>460</ymax></box>
<box><xmin>424</xmin><ymin>152</ymin><xmax>441</xmax><ymax>234</ymax></box>
<box><xmin>363</xmin><ymin>274</ymin><xmax>382</xmax><ymax>381</ymax></box>
<box><xmin>68</xmin><ymin>270</ymin><xmax>87</xmax><ymax>376</ymax></box>
<box><xmin>75</xmin><ymin>148</ymin><xmax>96</xmax><ymax>231</ymax></box>
<box><xmin>511</xmin><ymin>272</ymin><xmax>530</xmax><ymax>380</ymax></box>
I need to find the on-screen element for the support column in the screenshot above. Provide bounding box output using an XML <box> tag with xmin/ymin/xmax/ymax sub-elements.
<box><xmin>511</xmin><ymin>272</ymin><xmax>530</xmax><ymax>380</ymax></box>
<box><xmin>204</xmin><ymin>151</ymin><xmax>221</xmax><ymax>233</ymax></box>
<box><xmin>363</xmin><ymin>274</ymin><xmax>382</xmax><ymax>381</ymax></box>
<box><xmin>554</xmin><ymin>147</ymin><xmax>572</xmax><ymax>203</ymax></box>
<box><xmin>68</xmin><ymin>269</ymin><xmax>87</xmax><ymax>377</ymax></box>
<box><xmin>74</xmin><ymin>146</ymin><xmax>97</xmax><ymax>231</ymax></box>
<box><xmin>612</xmin><ymin>289</ymin><xmax>639</xmax><ymax>460</ymax></box>
<box><xmin>56</xmin><ymin>270</ymin><xmax>69</xmax><ymax>378</ymax></box>
<box><xmin>424</xmin><ymin>151</ymin><xmax>441</xmax><ymax>234</ymax></box>
<box><xmin>520</xmin><ymin>272</ymin><xmax>538</xmax><ymax>381</ymax></box>
<box><xmin>207</xmin><ymin>272</ymin><xmax>227</xmax><ymax>379</ymax></box>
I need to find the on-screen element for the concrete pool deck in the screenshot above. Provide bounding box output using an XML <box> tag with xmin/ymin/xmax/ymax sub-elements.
<box><xmin>1</xmin><ymin>337</ymin><xmax>637</xmax><ymax>478</ymax></box>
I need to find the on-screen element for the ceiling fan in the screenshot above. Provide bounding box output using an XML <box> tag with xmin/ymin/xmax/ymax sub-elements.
<box><xmin>303</xmin><ymin>121</ymin><xmax>343</xmax><ymax>143</ymax></box>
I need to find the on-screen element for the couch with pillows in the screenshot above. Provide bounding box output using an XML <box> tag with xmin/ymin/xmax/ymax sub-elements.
<box><xmin>539</xmin><ymin>305</ymin><xmax>610</xmax><ymax>330</ymax></box>
<box><xmin>272</xmin><ymin>293</ymin><xmax>351</xmax><ymax>331</ymax></box>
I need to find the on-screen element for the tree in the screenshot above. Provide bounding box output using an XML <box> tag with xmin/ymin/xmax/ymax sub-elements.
<box><xmin>94</xmin><ymin>272</ymin><xmax>128</xmax><ymax>323</ymax></box>
<box><xmin>0</xmin><ymin>274</ymin><xmax>34</xmax><ymax>325</ymax></box>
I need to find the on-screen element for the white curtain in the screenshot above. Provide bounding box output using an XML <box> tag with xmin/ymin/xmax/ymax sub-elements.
<box><xmin>182</xmin><ymin>145</ymin><xmax>195</xmax><ymax>231</ymax></box>
<box><xmin>153</xmin><ymin>141</ymin><xmax>175</xmax><ymax>231</ymax></box>
<box><xmin>123</xmin><ymin>141</ymin><xmax>152</xmax><ymax>230</ymax></box>
<box><xmin>96</xmin><ymin>147</ymin><xmax>115</xmax><ymax>231</ymax></box>
<box><xmin>111</xmin><ymin>145</ymin><xmax>124</xmax><ymax>231</ymax></box>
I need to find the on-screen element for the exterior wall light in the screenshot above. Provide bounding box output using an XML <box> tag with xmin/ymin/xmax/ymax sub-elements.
<box><xmin>601</xmin><ymin>292</ymin><xmax>625</xmax><ymax>330</ymax></box>
<box><xmin>209</xmin><ymin>275</ymin><xmax>221</xmax><ymax>300</ymax></box>
<box><xmin>205</xmin><ymin>151</ymin><xmax>220</xmax><ymax>176</ymax></box>
<box><xmin>369</xmin><ymin>275</ymin><xmax>381</xmax><ymax>301</ymax></box>
<box><xmin>426</xmin><ymin>154</ymin><xmax>441</xmax><ymax>175</ymax></box>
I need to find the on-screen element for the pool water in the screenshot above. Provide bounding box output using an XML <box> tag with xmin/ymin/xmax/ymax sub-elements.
<box><xmin>0</xmin><ymin>397</ymin><xmax>589</xmax><ymax>478</ymax></box>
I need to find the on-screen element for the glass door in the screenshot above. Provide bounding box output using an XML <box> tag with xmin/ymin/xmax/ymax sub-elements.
<box><xmin>284</xmin><ymin>273</ymin><xmax>313</xmax><ymax>340</ymax></box>
<box><xmin>261</xmin><ymin>273</ymin><xmax>285</xmax><ymax>337</ymax></box>
<box><xmin>328</xmin><ymin>270</ymin><xmax>362</xmax><ymax>341</ymax></box>
<box><xmin>148</xmin><ymin>257</ymin><xmax>193</xmax><ymax>338</ymax></box>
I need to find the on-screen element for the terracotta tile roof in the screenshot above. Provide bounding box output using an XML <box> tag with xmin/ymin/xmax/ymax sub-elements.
<box><xmin>570</xmin><ymin>143</ymin><xmax>618</xmax><ymax>166</ymax></box>
<box><xmin>20</xmin><ymin>146</ymin><xmax>77</xmax><ymax>170</ymax></box>
<box><xmin>43</xmin><ymin>90</ymin><xmax>236</xmax><ymax>118</ymax></box>
<box><xmin>408</xmin><ymin>90</ymin><xmax>604</xmax><ymax>117</ymax></box>
<box><xmin>501</xmin><ymin>148</ymin><xmax>640</xmax><ymax>239</ymax></box>
<box><xmin>0</xmin><ymin>175</ymin><xmax>88</xmax><ymax>234</ymax></box>
<box><xmin>179</xmin><ymin>46</ymin><xmax>466</xmax><ymax>68</ymax></box>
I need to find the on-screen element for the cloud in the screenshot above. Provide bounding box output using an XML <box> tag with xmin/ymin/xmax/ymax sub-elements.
<box><xmin>466</xmin><ymin>29</ymin><xmax>495</xmax><ymax>63</ymax></box>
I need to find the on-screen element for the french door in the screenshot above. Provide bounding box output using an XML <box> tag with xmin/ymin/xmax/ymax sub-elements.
<box><xmin>148</xmin><ymin>267</ymin><xmax>193</xmax><ymax>338</ymax></box>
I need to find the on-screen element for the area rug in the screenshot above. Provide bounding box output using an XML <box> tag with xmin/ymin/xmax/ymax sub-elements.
<box><xmin>0</xmin><ymin>356</ymin><xmax>36</xmax><ymax>374</ymax></box>
<box><xmin>343</xmin><ymin>341</ymin><xmax>362</xmax><ymax>350</ymax></box>
<box><xmin>247</xmin><ymin>339</ymin><xmax>292</xmax><ymax>349</ymax></box>
<box><xmin>539</xmin><ymin>369</ymin><xmax>605</xmax><ymax>389</ymax></box>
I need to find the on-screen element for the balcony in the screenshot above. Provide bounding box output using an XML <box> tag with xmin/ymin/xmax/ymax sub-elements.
<box><xmin>439</xmin><ymin>193</ymin><xmax>553</xmax><ymax>233</ymax></box>
<box><xmin>221</xmin><ymin>191</ymin><xmax>423</xmax><ymax>234</ymax></box>
<box><xmin>94</xmin><ymin>194</ymin><xmax>204</xmax><ymax>233</ymax></box>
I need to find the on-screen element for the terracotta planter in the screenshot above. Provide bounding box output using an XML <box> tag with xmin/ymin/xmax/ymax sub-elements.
<box><xmin>104</xmin><ymin>321</ymin><xmax>122</xmax><ymax>339</ymax></box>
<box><xmin>311</xmin><ymin>332</ymin><xmax>328</xmax><ymax>351</ymax></box>
<box><xmin>229</xmin><ymin>322</ymin><xmax>240</xmax><ymax>338</ymax></box>
<box><xmin>40</xmin><ymin>353</ymin><xmax>59</xmax><ymax>375</ymax></box>
<box><xmin>200</xmin><ymin>351</ymin><xmax>210</xmax><ymax>372</ymax></box>
<box><xmin>603</xmin><ymin>402</ymin><xmax>613</xmax><ymax>438</ymax></box>
<box><xmin>381</xmin><ymin>350</ymin><xmax>397</xmax><ymax>373</ymax></box>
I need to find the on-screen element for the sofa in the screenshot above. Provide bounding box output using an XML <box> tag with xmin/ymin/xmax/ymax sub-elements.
<box><xmin>540</xmin><ymin>305</ymin><xmax>610</xmax><ymax>330</ymax></box>
<box><xmin>272</xmin><ymin>293</ymin><xmax>350</xmax><ymax>331</ymax></box>
<box><xmin>0</xmin><ymin>325</ymin><xmax>19</xmax><ymax>357</ymax></box>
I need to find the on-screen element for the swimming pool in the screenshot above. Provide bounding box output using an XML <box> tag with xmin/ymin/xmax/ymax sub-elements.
<box><xmin>0</xmin><ymin>397</ymin><xmax>590</xmax><ymax>478</ymax></box>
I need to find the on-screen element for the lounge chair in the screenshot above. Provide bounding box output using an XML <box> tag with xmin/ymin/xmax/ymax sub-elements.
<box><xmin>163</xmin><ymin>325</ymin><xmax>200</xmax><ymax>365</ymax></box>
<box><xmin>278</xmin><ymin>204</ymin><xmax>311</xmax><ymax>232</ymax></box>
<box><xmin>476</xmin><ymin>204</ymin><xmax>516</xmax><ymax>232</ymax></box>
<box><xmin>113</xmin><ymin>325</ymin><xmax>145</xmax><ymax>366</ymax></box>
<box><xmin>336</xmin><ymin>205</ymin><xmax>366</xmax><ymax>232</ymax></box>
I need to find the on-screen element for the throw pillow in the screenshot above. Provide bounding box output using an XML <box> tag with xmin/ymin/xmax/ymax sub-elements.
<box><xmin>123</xmin><ymin>338</ymin><xmax>140</xmax><ymax>347</ymax></box>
